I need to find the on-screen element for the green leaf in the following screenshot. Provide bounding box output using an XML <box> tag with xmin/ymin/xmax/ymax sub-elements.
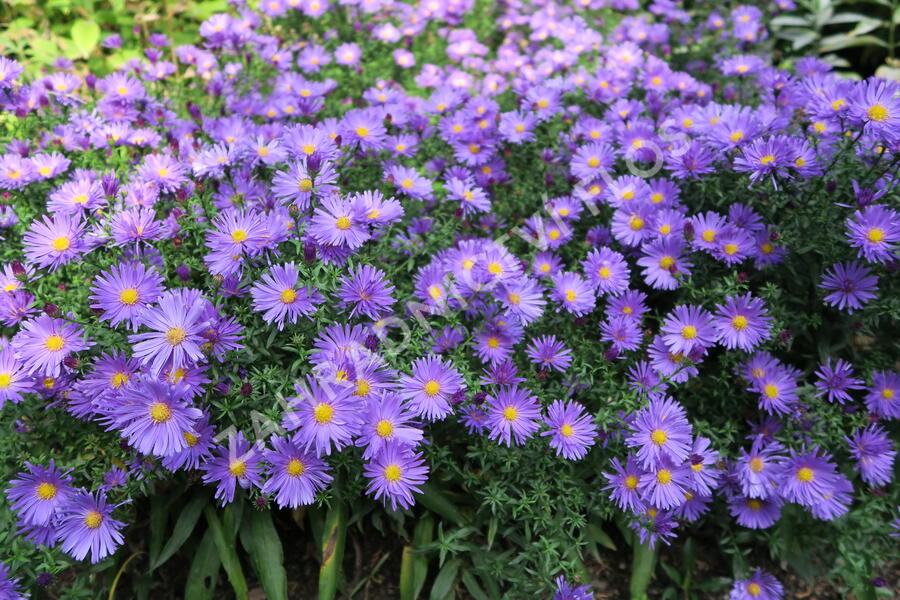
<box><xmin>400</xmin><ymin>515</ymin><xmax>433</xmax><ymax>600</ymax></box>
<box><xmin>819</xmin><ymin>34</ymin><xmax>887</xmax><ymax>53</ymax></box>
<box><xmin>152</xmin><ymin>494</ymin><xmax>207</xmax><ymax>570</ymax></box>
<box><xmin>587</xmin><ymin>523</ymin><xmax>617</xmax><ymax>551</ymax></box>
<box><xmin>318</xmin><ymin>502</ymin><xmax>347</xmax><ymax>600</ymax></box>
<box><xmin>203</xmin><ymin>506</ymin><xmax>249</xmax><ymax>600</ymax></box>
<box><xmin>629</xmin><ymin>541</ymin><xmax>658</xmax><ymax>600</ymax></box>
<box><xmin>460</xmin><ymin>571</ymin><xmax>490</xmax><ymax>600</ymax></box>
<box><xmin>185</xmin><ymin>529</ymin><xmax>221</xmax><ymax>600</ymax></box>
<box><xmin>148</xmin><ymin>495</ymin><xmax>169</xmax><ymax>570</ymax></box>
<box><xmin>429</xmin><ymin>558</ymin><xmax>460</xmax><ymax>600</ymax></box>
<box><xmin>239</xmin><ymin>510</ymin><xmax>288</xmax><ymax>600</ymax></box>
<box><xmin>70</xmin><ymin>19</ymin><xmax>100</xmax><ymax>57</ymax></box>
<box><xmin>417</xmin><ymin>483</ymin><xmax>467</xmax><ymax>526</ymax></box>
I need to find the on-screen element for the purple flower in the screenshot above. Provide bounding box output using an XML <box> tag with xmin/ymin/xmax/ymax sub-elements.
<box><xmin>602</xmin><ymin>457</ymin><xmax>646</xmax><ymax>513</ymax></box>
<box><xmin>284</xmin><ymin>375</ymin><xmax>362</xmax><ymax>456</ymax></box>
<box><xmin>713</xmin><ymin>294</ymin><xmax>772</xmax><ymax>351</ymax></box>
<box><xmin>201</xmin><ymin>433</ymin><xmax>264</xmax><ymax>505</ymax></box>
<box><xmin>12</xmin><ymin>315</ymin><xmax>91</xmax><ymax>377</ymax></box>
<box><xmin>729</xmin><ymin>569</ymin><xmax>783</xmax><ymax>600</ymax></box>
<box><xmin>778</xmin><ymin>447</ymin><xmax>839</xmax><ymax>507</ymax></box>
<box><xmin>550</xmin><ymin>271</ymin><xmax>596</xmax><ymax>316</ymax></box>
<box><xmin>22</xmin><ymin>213</ymin><xmax>87</xmax><ymax>270</ymax></box>
<box><xmin>865</xmin><ymin>370</ymin><xmax>899</xmax><ymax>419</ymax></box>
<box><xmin>129</xmin><ymin>290</ymin><xmax>207</xmax><ymax>376</ymax></box>
<box><xmin>111</xmin><ymin>380</ymin><xmax>203</xmax><ymax>457</ymax></box>
<box><xmin>814</xmin><ymin>358</ymin><xmax>863</xmax><ymax>404</ymax></box>
<box><xmin>6</xmin><ymin>460</ymin><xmax>73</xmax><ymax>526</ymax></box>
<box><xmin>337</xmin><ymin>264</ymin><xmax>396</xmax><ymax>320</ymax></box>
<box><xmin>0</xmin><ymin>561</ymin><xmax>25</xmax><ymax>599</ymax></box>
<box><xmin>728</xmin><ymin>494</ymin><xmax>783</xmax><ymax>529</ymax></box>
<box><xmin>261</xmin><ymin>436</ymin><xmax>332</xmax><ymax>508</ymax></box>
<box><xmin>661</xmin><ymin>305</ymin><xmax>715</xmax><ymax>356</ymax></box>
<box><xmin>637</xmin><ymin>237</ymin><xmax>692</xmax><ymax>290</ymax></box>
<box><xmin>846</xmin><ymin>425</ymin><xmax>896</xmax><ymax>487</ymax></box>
<box><xmin>161</xmin><ymin>412</ymin><xmax>216</xmax><ymax>472</ymax></box>
<box><xmin>552</xmin><ymin>575</ymin><xmax>592</xmax><ymax>600</ymax></box>
<box><xmin>540</xmin><ymin>400</ymin><xmax>597</xmax><ymax>460</ymax></box>
<box><xmin>309</xmin><ymin>196</ymin><xmax>370</xmax><ymax>249</ymax></box>
<box><xmin>639</xmin><ymin>458</ymin><xmax>692</xmax><ymax>510</ymax></box>
<box><xmin>355</xmin><ymin>391</ymin><xmax>424</xmax><ymax>459</ymax></box>
<box><xmin>820</xmin><ymin>262</ymin><xmax>880</xmax><ymax>317</ymax></box>
<box><xmin>363</xmin><ymin>445</ymin><xmax>428</xmax><ymax>511</ymax></box>
<box><xmin>845</xmin><ymin>205</ymin><xmax>899</xmax><ymax>264</ymax></box>
<box><xmin>525</xmin><ymin>335</ymin><xmax>572</xmax><ymax>373</ymax></box>
<box><xmin>582</xmin><ymin>247</ymin><xmax>630</xmax><ymax>296</ymax></box>
<box><xmin>250</xmin><ymin>263</ymin><xmax>323</xmax><ymax>330</ymax></box>
<box><xmin>734</xmin><ymin>440</ymin><xmax>785</xmax><ymax>499</ymax></box>
<box><xmin>485</xmin><ymin>385</ymin><xmax>542</xmax><ymax>447</ymax></box>
<box><xmin>626</xmin><ymin>396</ymin><xmax>693</xmax><ymax>468</ymax></box>
<box><xmin>89</xmin><ymin>261</ymin><xmax>165</xmax><ymax>331</ymax></box>
<box><xmin>398</xmin><ymin>356</ymin><xmax>465</xmax><ymax>422</ymax></box>
<box><xmin>600</xmin><ymin>315</ymin><xmax>643</xmax><ymax>352</ymax></box>
<box><xmin>56</xmin><ymin>490</ymin><xmax>126</xmax><ymax>563</ymax></box>
<box><xmin>0</xmin><ymin>348</ymin><xmax>29</xmax><ymax>407</ymax></box>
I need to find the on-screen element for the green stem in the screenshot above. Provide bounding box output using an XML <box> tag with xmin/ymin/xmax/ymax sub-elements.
<box><xmin>629</xmin><ymin>540</ymin><xmax>658</xmax><ymax>600</ymax></box>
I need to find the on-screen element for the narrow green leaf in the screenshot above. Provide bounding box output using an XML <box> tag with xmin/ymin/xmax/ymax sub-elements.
<box><xmin>400</xmin><ymin>515</ymin><xmax>433</xmax><ymax>600</ymax></box>
<box><xmin>239</xmin><ymin>510</ymin><xmax>288</xmax><ymax>600</ymax></box>
<box><xmin>319</xmin><ymin>502</ymin><xmax>347</xmax><ymax>600</ymax></box>
<box><xmin>70</xmin><ymin>19</ymin><xmax>100</xmax><ymax>57</ymax></box>
<box><xmin>417</xmin><ymin>483</ymin><xmax>467</xmax><ymax>526</ymax></box>
<box><xmin>152</xmin><ymin>494</ymin><xmax>207</xmax><ymax>570</ymax></box>
<box><xmin>429</xmin><ymin>558</ymin><xmax>460</xmax><ymax>600</ymax></box>
<box><xmin>460</xmin><ymin>570</ymin><xmax>490</xmax><ymax>600</ymax></box>
<box><xmin>148</xmin><ymin>495</ymin><xmax>168</xmax><ymax>570</ymax></box>
<box><xmin>629</xmin><ymin>540</ymin><xmax>657</xmax><ymax>600</ymax></box>
<box><xmin>204</xmin><ymin>506</ymin><xmax>249</xmax><ymax>600</ymax></box>
<box><xmin>185</xmin><ymin>529</ymin><xmax>221</xmax><ymax>600</ymax></box>
<box><xmin>587</xmin><ymin>523</ymin><xmax>617</xmax><ymax>551</ymax></box>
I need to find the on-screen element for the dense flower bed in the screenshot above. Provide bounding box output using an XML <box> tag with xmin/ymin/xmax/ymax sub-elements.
<box><xmin>0</xmin><ymin>0</ymin><xmax>898</xmax><ymax>597</ymax></box>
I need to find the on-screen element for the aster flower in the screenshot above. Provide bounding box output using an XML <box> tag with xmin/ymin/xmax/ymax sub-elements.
<box><xmin>728</xmin><ymin>494</ymin><xmax>783</xmax><ymax>529</ymax></box>
<box><xmin>850</xmin><ymin>78</ymin><xmax>900</xmax><ymax>138</ymax></box>
<box><xmin>778</xmin><ymin>447</ymin><xmax>839</xmax><ymax>507</ymax></box>
<box><xmin>129</xmin><ymin>290</ymin><xmax>207</xmax><ymax>375</ymax></box>
<box><xmin>6</xmin><ymin>460</ymin><xmax>73</xmax><ymax>526</ymax></box>
<box><xmin>638</xmin><ymin>457</ymin><xmax>692</xmax><ymax>510</ymax></box>
<box><xmin>626</xmin><ymin>396</ymin><xmax>693</xmax><ymax>468</ymax></box>
<box><xmin>498</xmin><ymin>277</ymin><xmax>546</xmax><ymax>325</ymax></box>
<box><xmin>56</xmin><ymin>490</ymin><xmax>126</xmax><ymax>563</ymax></box>
<box><xmin>845</xmin><ymin>205</ymin><xmax>899</xmax><ymax>264</ymax></box>
<box><xmin>200</xmin><ymin>433</ymin><xmax>264</xmax><ymax>505</ymax></box>
<box><xmin>12</xmin><ymin>315</ymin><xmax>91</xmax><ymax>377</ymax></box>
<box><xmin>109</xmin><ymin>207</ymin><xmax>164</xmax><ymax>246</ymax></box>
<box><xmin>541</xmin><ymin>400</ymin><xmax>596</xmax><ymax>460</ymax></box>
<box><xmin>713</xmin><ymin>294</ymin><xmax>772</xmax><ymax>351</ymax></box>
<box><xmin>552</xmin><ymin>576</ymin><xmax>592</xmax><ymax>600</ymax></box>
<box><xmin>261</xmin><ymin>436</ymin><xmax>332</xmax><ymax>508</ymax></box>
<box><xmin>865</xmin><ymin>370</ymin><xmax>900</xmax><ymax>419</ymax></box>
<box><xmin>112</xmin><ymin>380</ymin><xmax>203</xmax><ymax>457</ymax></box>
<box><xmin>754</xmin><ymin>366</ymin><xmax>799</xmax><ymax>415</ymax></box>
<box><xmin>337</xmin><ymin>264</ymin><xmax>396</xmax><ymax>320</ymax></box>
<box><xmin>819</xmin><ymin>261</ymin><xmax>878</xmax><ymax>313</ymax></box>
<box><xmin>846</xmin><ymin>425</ymin><xmax>896</xmax><ymax>487</ymax></box>
<box><xmin>525</xmin><ymin>335</ymin><xmax>572</xmax><ymax>373</ymax></box>
<box><xmin>582</xmin><ymin>247</ymin><xmax>630</xmax><ymax>296</ymax></box>
<box><xmin>630</xmin><ymin>507</ymin><xmax>679</xmax><ymax>548</ymax></box>
<box><xmin>364</xmin><ymin>445</ymin><xmax>429</xmax><ymax>511</ymax></box>
<box><xmin>250</xmin><ymin>263</ymin><xmax>323</xmax><ymax>330</ymax></box>
<box><xmin>600</xmin><ymin>315</ymin><xmax>643</xmax><ymax>353</ymax></box>
<box><xmin>309</xmin><ymin>196</ymin><xmax>370</xmax><ymax>249</ymax></box>
<box><xmin>22</xmin><ymin>213</ymin><xmax>87</xmax><ymax>271</ymax></box>
<box><xmin>687</xmin><ymin>436</ymin><xmax>722</xmax><ymax>495</ymax></box>
<box><xmin>398</xmin><ymin>356</ymin><xmax>465</xmax><ymax>422</ymax></box>
<box><xmin>661</xmin><ymin>305</ymin><xmax>716</xmax><ymax>355</ymax></box>
<box><xmin>0</xmin><ymin>349</ymin><xmax>29</xmax><ymax>407</ymax></box>
<box><xmin>48</xmin><ymin>177</ymin><xmax>105</xmax><ymax>214</ymax></box>
<box><xmin>485</xmin><ymin>385</ymin><xmax>542</xmax><ymax>447</ymax></box>
<box><xmin>284</xmin><ymin>375</ymin><xmax>362</xmax><ymax>456</ymax></box>
<box><xmin>550</xmin><ymin>271</ymin><xmax>596</xmax><ymax>316</ymax></box>
<box><xmin>0</xmin><ymin>562</ymin><xmax>25</xmax><ymax>599</ymax></box>
<box><xmin>814</xmin><ymin>358</ymin><xmax>864</xmax><ymax>404</ymax></box>
<box><xmin>637</xmin><ymin>237</ymin><xmax>692</xmax><ymax>290</ymax></box>
<box><xmin>89</xmin><ymin>261</ymin><xmax>165</xmax><ymax>331</ymax></box>
<box><xmin>602</xmin><ymin>456</ymin><xmax>646</xmax><ymax>513</ymax></box>
<box><xmin>729</xmin><ymin>569</ymin><xmax>783</xmax><ymax>600</ymax></box>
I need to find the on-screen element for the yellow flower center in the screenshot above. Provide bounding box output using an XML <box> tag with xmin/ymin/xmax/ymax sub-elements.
<box><xmin>286</xmin><ymin>458</ymin><xmax>305</xmax><ymax>477</ymax></box>
<box><xmin>356</xmin><ymin>126</ymin><xmax>369</xmax><ymax>138</ymax></box>
<box><xmin>747</xmin><ymin>499</ymin><xmax>762</xmax><ymax>511</ymax></box>
<box><xmin>424</xmin><ymin>380</ymin><xmax>440</xmax><ymax>396</ymax></box>
<box><xmin>428</xmin><ymin>285</ymin><xmax>443</xmax><ymax>300</ymax></box>
<box><xmin>36</xmin><ymin>482</ymin><xmax>57</xmax><ymax>500</ymax></box>
<box><xmin>336</xmin><ymin>216</ymin><xmax>351</xmax><ymax>230</ymax></box>
<box><xmin>867</xmin><ymin>228</ymin><xmax>884</xmax><ymax>243</ymax></box>
<box><xmin>158</xmin><ymin>168</ymin><xmax>168</xmax><ymax>177</ymax></box>
<box><xmin>0</xmin><ymin>373</ymin><xmax>10</xmax><ymax>389</ymax></box>
<box><xmin>229</xmin><ymin>460</ymin><xmax>246</xmax><ymax>477</ymax></box>
<box><xmin>656</xmin><ymin>469</ymin><xmax>672</xmax><ymax>484</ymax></box>
<box><xmin>184</xmin><ymin>431</ymin><xmax>198</xmax><ymax>446</ymax></box>
<box><xmin>280</xmin><ymin>288</ymin><xmax>297</xmax><ymax>304</ymax></box>
<box><xmin>587</xmin><ymin>157</ymin><xmax>600</xmax><ymax>168</ymax></box>
<box><xmin>564</xmin><ymin>289</ymin><xmax>577</xmax><ymax>302</ymax></box>
<box><xmin>302</xmin><ymin>144</ymin><xmax>316</xmax><ymax>155</ymax></box>
<box><xmin>622</xmin><ymin>190</ymin><xmax>635</xmax><ymax>201</ymax></box>
<box><xmin>560</xmin><ymin>424</ymin><xmax>574</xmax><ymax>437</ymax></box>
<box><xmin>625</xmin><ymin>475</ymin><xmax>638</xmax><ymax>490</ymax></box>
<box><xmin>355</xmin><ymin>380</ymin><xmax>371</xmax><ymax>397</ymax></box>
<box><xmin>867</xmin><ymin>104</ymin><xmax>889</xmax><ymax>122</ymax></box>
<box><xmin>681</xmin><ymin>325</ymin><xmax>697</xmax><ymax>339</ymax></box>
<box><xmin>732</xmin><ymin>315</ymin><xmax>748</xmax><ymax>331</ymax></box>
<box><xmin>749</xmin><ymin>457</ymin><xmax>764</xmax><ymax>472</ymax></box>
<box><xmin>629</xmin><ymin>216</ymin><xmax>644</xmax><ymax>230</ymax></box>
<box><xmin>747</xmin><ymin>582</ymin><xmax>761</xmax><ymax>597</ymax></box>
<box><xmin>384</xmin><ymin>464</ymin><xmax>402</xmax><ymax>482</ymax></box>
<box><xmin>150</xmin><ymin>402</ymin><xmax>172</xmax><ymax>423</ymax></box>
<box><xmin>796</xmin><ymin>467</ymin><xmax>814</xmax><ymax>482</ymax></box>
<box><xmin>883</xmin><ymin>388</ymin><xmax>895</xmax><ymax>400</ymax></box>
<box><xmin>502</xmin><ymin>406</ymin><xmax>518</xmax><ymax>421</ymax></box>
<box><xmin>651</xmin><ymin>429</ymin><xmax>667</xmax><ymax>445</ymax></box>
<box><xmin>74</xmin><ymin>194</ymin><xmax>89</xmax><ymax>204</ymax></box>
<box><xmin>487</xmin><ymin>262</ymin><xmax>503</xmax><ymax>275</ymax></box>
<box><xmin>486</xmin><ymin>337</ymin><xmax>500</xmax><ymax>349</ymax></box>
<box><xmin>702</xmin><ymin>230</ymin><xmax>715</xmax><ymax>243</ymax></box>
<box><xmin>45</xmin><ymin>335</ymin><xmax>65</xmax><ymax>352</ymax></box>
<box><xmin>759</xmin><ymin>154</ymin><xmax>775</xmax><ymax>165</ymax></box>
<box><xmin>52</xmin><ymin>237</ymin><xmax>71</xmax><ymax>252</ymax></box>
<box><xmin>514</xmin><ymin>124</ymin><xmax>525</xmax><ymax>133</ymax></box>
<box><xmin>730</xmin><ymin>131</ymin><xmax>744</xmax><ymax>143</ymax></box>
<box><xmin>507</xmin><ymin>292</ymin><xmax>521</xmax><ymax>305</ymax></box>
<box><xmin>166</xmin><ymin>327</ymin><xmax>187</xmax><ymax>346</ymax></box>
<box><xmin>119</xmin><ymin>288</ymin><xmax>139</xmax><ymax>305</ymax></box>
<box><xmin>376</xmin><ymin>419</ymin><xmax>394</xmax><ymax>438</ymax></box>
<box><xmin>298</xmin><ymin>178</ymin><xmax>313</xmax><ymax>192</ymax></box>
<box><xmin>231</xmin><ymin>229</ymin><xmax>248</xmax><ymax>243</ymax></box>
<box><xmin>84</xmin><ymin>511</ymin><xmax>104</xmax><ymax>529</ymax></box>
<box><xmin>763</xmin><ymin>384</ymin><xmax>779</xmax><ymax>399</ymax></box>
<box><xmin>314</xmin><ymin>403</ymin><xmax>335</xmax><ymax>424</ymax></box>
<box><xmin>724</xmin><ymin>243</ymin><xmax>739</xmax><ymax>255</ymax></box>
<box><xmin>691</xmin><ymin>463</ymin><xmax>703</xmax><ymax>472</ymax></box>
